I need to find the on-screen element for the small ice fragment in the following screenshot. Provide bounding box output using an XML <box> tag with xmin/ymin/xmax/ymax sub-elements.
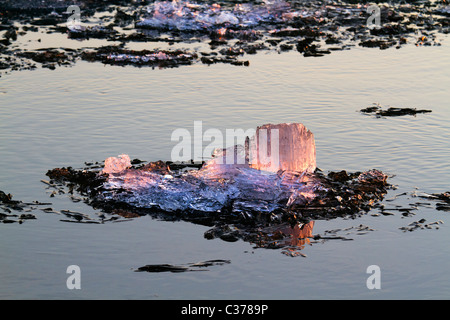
<box><xmin>155</xmin><ymin>51</ymin><xmax>169</xmax><ymax>60</ymax></box>
<box><xmin>67</xmin><ymin>24</ymin><xmax>85</xmax><ymax>32</ymax></box>
<box><xmin>215</xmin><ymin>12</ymin><xmax>240</xmax><ymax>25</ymax></box>
<box><xmin>102</xmin><ymin>154</ymin><xmax>131</xmax><ymax>174</ymax></box>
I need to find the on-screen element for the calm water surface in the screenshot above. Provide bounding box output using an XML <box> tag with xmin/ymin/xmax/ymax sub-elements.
<box><xmin>0</xmin><ymin>39</ymin><xmax>449</xmax><ymax>299</ymax></box>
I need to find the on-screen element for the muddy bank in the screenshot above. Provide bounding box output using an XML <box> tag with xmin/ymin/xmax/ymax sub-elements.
<box><xmin>1</xmin><ymin>0</ymin><xmax>449</xmax><ymax>74</ymax></box>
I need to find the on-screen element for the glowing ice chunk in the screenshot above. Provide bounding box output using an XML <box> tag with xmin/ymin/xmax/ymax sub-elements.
<box><xmin>136</xmin><ymin>0</ymin><xmax>294</xmax><ymax>31</ymax></box>
<box><xmin>102</xmin><ymin>154</ymin><xmax>131</xmax><ymax>174</ymax></box>
<box><xmin>98</xmin><ymin>123</ymin><xmax>321</xmax><ymax>213</ymax></box>
<box><xmin>250</xmin><ymin>123</ymin><xmax>316</xmax><ymax>173</ymax></box>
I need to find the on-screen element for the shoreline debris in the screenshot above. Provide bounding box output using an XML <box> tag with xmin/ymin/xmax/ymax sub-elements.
<box><xmin>1</xmin><ymin>0</ymin><xmax>449</xmax><ymax>75</ymax></box>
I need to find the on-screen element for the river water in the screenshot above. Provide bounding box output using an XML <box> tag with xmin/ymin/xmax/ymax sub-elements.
<box><xmin>0</xmin><ymin>32</ymin><xmax>449</xmax><ymax>299</ymax></box>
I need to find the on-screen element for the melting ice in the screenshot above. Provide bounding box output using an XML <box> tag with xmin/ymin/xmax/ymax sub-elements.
<box><xmin>136</xmin><ymin>0</ymin><xmax>308</xmax><ymax>31</ymax></box>
<box><xmin>98</xmin><ymin>123</ymin><xmax>324</xmax><ymax>213</ymax></box>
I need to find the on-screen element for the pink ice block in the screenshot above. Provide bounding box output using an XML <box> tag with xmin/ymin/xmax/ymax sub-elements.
<box><xmin>102</xmin><ymin>154</ymin><xmax>132</xmax><ymax>174</ymax></box>
<box><xmin>250</xmin><ymin>123</ymin><xmax>316</xmax><ymax>173</ymax></box>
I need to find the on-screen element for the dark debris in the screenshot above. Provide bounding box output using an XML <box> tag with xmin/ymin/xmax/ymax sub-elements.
<box><xmin>1</xmin><ymin>0</ymin><xmax>449</xmax><ymax>75</ymax></box>
<box><xmin>361</xmin><ymin>103</ymin><xmax>432</xmax><ymax>117</ymax></box>
<box><xmin>0</xmin><ymin>190</ymin><xmax>47</xmax><ymax>224</ymax></box>
<box><xmin>135</xmin><ymin>259</ymin><xmax>231</xmax><ymax>273</ymax></box>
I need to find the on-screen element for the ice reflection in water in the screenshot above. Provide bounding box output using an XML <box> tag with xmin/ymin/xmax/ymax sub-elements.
<box><xmin>252</xmin><ymin>221</ymin><xmax>315</xmax><ymax>257</ymax></box>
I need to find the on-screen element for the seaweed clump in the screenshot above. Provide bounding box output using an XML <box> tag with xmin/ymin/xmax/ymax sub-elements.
<box><xmin>361</xmin><ymin>104</ymin><xmax>432</xmax><ymax>117</ymax></box>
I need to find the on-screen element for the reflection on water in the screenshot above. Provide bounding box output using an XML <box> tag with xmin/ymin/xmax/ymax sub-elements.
<box><xmin>263</xmin><ymin>221</ymin><xmax>315</xmax><ymax>257</ymax></box>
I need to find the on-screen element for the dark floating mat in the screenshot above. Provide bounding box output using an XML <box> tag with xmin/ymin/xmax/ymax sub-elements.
<box><xmin>360</xmin><ymin>104</ymin><xmax>432</xmax><ymax>117</ymax></box>
<box><xmin>135</xmin><ymin>259</ymin><xmax>231</xmax><ymax>273</ymax></box>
